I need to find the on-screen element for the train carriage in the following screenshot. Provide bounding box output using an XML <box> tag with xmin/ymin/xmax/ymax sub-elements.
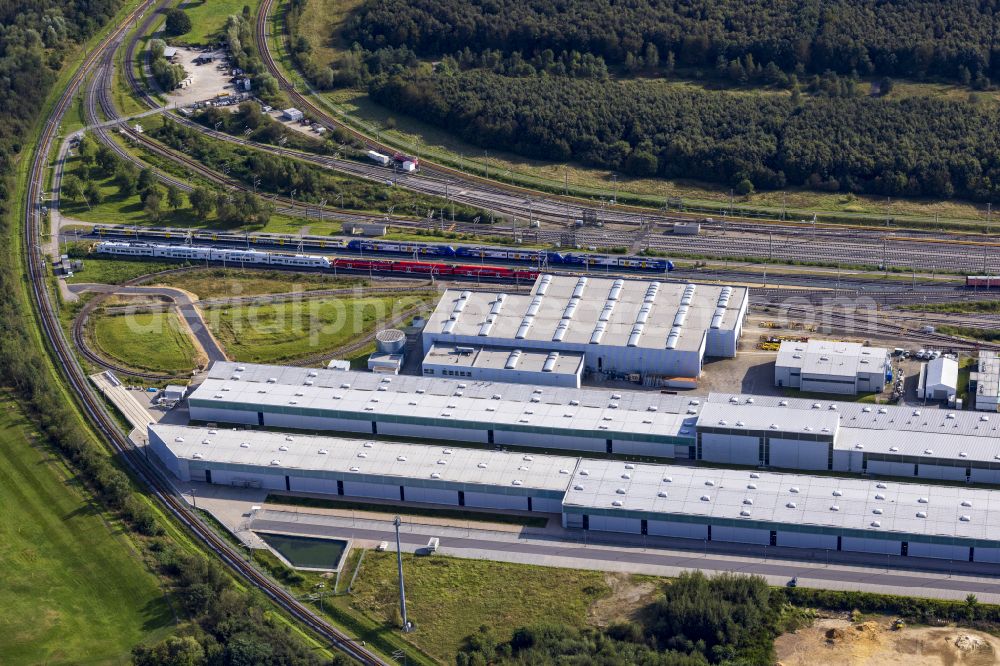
<box><xmin>209</xmin><ymin>248</ymin><xmax>270</xmax><ymax>264</ymax></box>
<box><xmin>94</xmin><ymin>241</ymin><xmax>155</xmax><ymax>256</ymax></box>
<box><xmin>967</xmin><ymin>276</ymin><xmax>1000</xmax><ymax>288</ymax></box>
<box><xmin>270</xmin><ymin>253</ymin><xmax>331</xmax><ymax>268</ymax></box>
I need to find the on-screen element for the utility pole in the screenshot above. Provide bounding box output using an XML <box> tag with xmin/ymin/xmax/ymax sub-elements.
<box><xmin>393</xmin><ymin>516</ymin><xmax>410</xmax><ymax>632</ymax></box>
<box><xmin>484</xmin><ymin>151</ymin><xmax>489</xmax><ymax>180</ymax></box>
<box><xmin>988</xmin><ymin>203</ymin><xmax>992</xmax><ymax>235</ymax></box>
<box><xmin>564</xmin><ymin>167</ymin><xmax>569</xmax><ymax>195</ymax></box>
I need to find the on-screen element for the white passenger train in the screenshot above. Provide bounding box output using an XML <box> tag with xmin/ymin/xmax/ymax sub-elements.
<box><xmin>94</xmin><ymin>241</ymin><xmax>331</xmax><ymax>268</ymax></box>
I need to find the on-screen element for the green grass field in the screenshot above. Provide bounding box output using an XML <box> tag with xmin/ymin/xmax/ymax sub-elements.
<box><xmin>205</xmin><ymin>294</ymin><xmax>431</xmax><ymax>363</ymax></box>
<box><xmin>175</xmin><ymin>0</ymin><xmax>261</xmax><ymax>45</ymax></box>
<box><xmin>67</xmin><ymin>256</ymin><xmax>184</xmax><ymax>284</ymax></box>
<box><xmin>59</xmin><ymin>152</ymin><xmax>308</xmax><ymax>233</ymax></box>
<box><xmin>346</xmin><ymin>553</ymin><xmax>611</xmax><ymax>663</ymax></box>
<box><xmin>937</xmin><ymin>324</ymin><xmax>1000</xmax><ymax>342</ymax></box>
<box><xmin>158</xmin><ymin>268</ymin><xmax>366</xmax><ymax>299</ymax></box>
<box><xmin>0</xmin><ymin>395</ymin><xmax>173</xmax><ymax>664</ymax></box>
<box><xmin>91</xmin><ymin>310</ymin><xmax>201</xmax><ymax>373</ymax></box>
<box><xmin>899</xmin><ymin>300</ymin><xmax>1000</xmax><ymax>314</ymax></box>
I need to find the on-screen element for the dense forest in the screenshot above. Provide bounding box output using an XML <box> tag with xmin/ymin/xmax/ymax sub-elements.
<box><xmin>458</xmin><ymin>572</ymin><xmax>786</xmax><ymax>665</ymax></box>
<box><xmin>370</xmin><ymin>70</ymin><xmax>1000</xmax><ymax>200</ymax></box>
<box><xmin>348</xmin><ymin>0</ymin><xmax>1000</xmax><ymax>84</ymax></box>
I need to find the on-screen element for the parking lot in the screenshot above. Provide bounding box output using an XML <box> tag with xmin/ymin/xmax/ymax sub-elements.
<box><xmin>164</xmin><ymin>47</ymin><xmax>234</xmax><ymax>107</ymax></box>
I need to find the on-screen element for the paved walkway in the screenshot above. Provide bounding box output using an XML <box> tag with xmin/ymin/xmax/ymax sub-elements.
<box><xmin>90</xmin><ymin>371</ymin><xmax>159</xmax><ymax>430</ymax></box>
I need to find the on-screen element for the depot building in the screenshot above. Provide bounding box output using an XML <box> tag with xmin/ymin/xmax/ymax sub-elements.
<box><xmin>188</xmin><ymin>362</ymin><xmax>1000</xmax><ymax>484</ymax></box>
<box><xmin>421</xmin><ymin>275</ymin><xmax>748</xmax><ymax>381</ymax></box>
<box><xmin>149</xmin><ymin>423</ymin><xmax>1000</xmax><ymax>564</ymax></box>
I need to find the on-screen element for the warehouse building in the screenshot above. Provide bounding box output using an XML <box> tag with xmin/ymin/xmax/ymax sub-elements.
<box><xmin>422</xmin><ymin>275</ymin><xmax>748</xmax><ymax>380</ymax></box>
<box><xmin>149</xmin><ymin>423</ymin><xmax>1000</xmax><ymax>563</ymax></box>
<box><xmin>971</xmin><ymin>352</ymin><xmax>1000</xmax><ymax>412</ymax></box>
<box><xmin>188</xmin><ymin>361</ymin><xmax>698</xmax><ymax>457</ymax></box>
<box><xmin>421</xmin><ymin>344</ymin><xmax>584</xmax><ymax>388</ymax></box>
<box><xmin>562</xmin><ymin>461</ymin><xmax>1000</xmax><ymax>562</ymax></box>
<box><xmin>920</xmin><ymin>357</ymin><xmax>959</xmax><ymax>402</ymax></box>
<box><xmin>188</xmin><ymin>362</ymin><xmax>1000</xmax><ymax>483</ymax></box>
<box><xmin>149</xmin><ymin>424</ymin><xmax>573</xmax><ymax>512</ymax></box>
<box><xmin>774</xmin><ymin>340</ymin><xmax>889</xmax><ymax>395</ymax></box>
<box><xmin>704</xmin><ymin>394</ymin><xmax>1000</xmax><ymax>483</ymax></box>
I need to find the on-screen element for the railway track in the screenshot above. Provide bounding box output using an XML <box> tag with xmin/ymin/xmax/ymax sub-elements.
<box><xmin>253</xmin><ymin>0</ymin><xmax>1000</xmax><ymax>242</ymax></box>
<box><xmin>248</xmin><ymin>0</ymin><xmax>1000</xmax><ymax>276</ymax></box>
<box><xmin>24</xmin><ymin>3</ymin><xmax>390</xmax><ymax>663</ymax></box>
<box><xmin>73</xmin><ymin>294</ymin><xmax>186</xmax><ymax>380</ymax></box>
<box><xmin>70</xmin><ymin>0</ymin><xmax>994</xmax><ymax>282</ymax></box>
<box><xmin>773</xmin><ymin>304</ymin><xmax>1000</xmax><ymax>351</ymax></box>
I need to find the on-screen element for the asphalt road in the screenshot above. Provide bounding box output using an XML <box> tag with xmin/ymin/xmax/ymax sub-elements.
<box><xmin>249</xmin><ymin>512</ymin><xmax>1000</xmax><ymax>603</ymax></box>
<box><xmin>70</xmin><ymin>283</ymin><xmax>227</xmax><ymax>362</ymax></box>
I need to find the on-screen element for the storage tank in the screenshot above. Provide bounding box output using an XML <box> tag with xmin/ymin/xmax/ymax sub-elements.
<box><xmin>375</xmin><ymin>328</ymin><xmax>406</xmax><ymax>354</ymax></box>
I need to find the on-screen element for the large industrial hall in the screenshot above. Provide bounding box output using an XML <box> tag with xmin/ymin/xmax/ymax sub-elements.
<box><xmin>148</xmin><ymin>422</ymin><xmax>1000</xmax><ymax>563</ymax></box>
<box><xmin>421</xmin><ymin>274</ymin><xmax>748</xmax><ymax>380</ymax></box>
<box><xmin>187</xmin><ymin>361</ymin><xmax>1000</xmax><ymax>484</ymax></box>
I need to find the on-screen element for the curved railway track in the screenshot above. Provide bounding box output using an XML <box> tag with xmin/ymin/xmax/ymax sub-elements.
<box><xmin>25</xmin><ymin>3</ymin><xmax>390</xmax><ymax>663</ymax></box>
<box><xmin>74</xmin><ymin>0</ymin><xmax>999</xmax><ymax>279</ymax></box>
<box><xmin>252</xmin><ymin>0</ymin><xmax>1000</xmax><ymax>239</ymax></box>
<box><xmin>72</xmin><ymin>294</ymin><xmax>186</xmax><ymax>380</ymax></box>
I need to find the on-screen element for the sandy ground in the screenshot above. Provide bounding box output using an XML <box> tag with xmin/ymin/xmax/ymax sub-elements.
<box><xmin>587</xmin><ymin>572</ymin><xmax>659</xmax><ymax>626</ymax></box>
<box><xmin>776</xmin><ymin>617</ymin><xmax>1000</xmax><ymax>666</ymax></box>
<box><xmin>165</xmin><ymin>47</ymin><xmax>233</xmax><ymax>107</ymax></box>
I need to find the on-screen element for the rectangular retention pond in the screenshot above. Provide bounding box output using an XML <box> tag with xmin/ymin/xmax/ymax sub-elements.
<box><xmin>257</xmin><ymin>532</ymin><xmax>349</xmax><ymax>570</ymax></box>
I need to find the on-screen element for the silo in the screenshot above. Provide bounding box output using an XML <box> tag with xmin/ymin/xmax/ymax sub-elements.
<box><xmin>375</xmin><ymin>329</ymin><xmax>406</xmax><ymax>355</ymax></box>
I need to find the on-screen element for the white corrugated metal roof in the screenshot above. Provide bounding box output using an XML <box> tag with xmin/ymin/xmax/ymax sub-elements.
<box><xmin>154</xmin><ymin>424</ymin><xmax>578</xmax><ymax>492</ymax></box>
<box><xmin>776</xmin><ymin>339</ymin><xmax>888</xmax><ymax>379</ymax></box>
<box><xmin>925</xmin><ymin>357</ymin><xmax>959</xmax><ymax>392</ymax></box>
<box><xmin>193</xmin><ymin>362</ymin><xmax>698</xmax><ymax>439</ymax></box>
<box><xmin>563</xmin><ymin>460</ymin><xmax>1000</xmax><ymax>542</ymax></box>
<box><xmin>424</xmin><ymin>275</ymin><xmax>745</xmax><ymax>353</ymax></box>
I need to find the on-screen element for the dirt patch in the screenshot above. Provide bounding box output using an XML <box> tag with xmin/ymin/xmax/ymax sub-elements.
<box><xmin>587</xmin><ymin>573</ymin><xmax>659</xmax><ymax>627</ymax></box>
<box><xmin>776</xmin><ymin>617</ymin><xmax>1000</xmax><ymax>666</ymax></box>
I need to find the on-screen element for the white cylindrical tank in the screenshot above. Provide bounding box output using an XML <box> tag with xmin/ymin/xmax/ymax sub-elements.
<box><xmin>375</xmin><ymin>329</ymin><xmax>406</xmax><ymax>354</ymax></box>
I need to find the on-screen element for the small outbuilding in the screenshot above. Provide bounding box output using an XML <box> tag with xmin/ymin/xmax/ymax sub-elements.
<box><xmin>282</xmin><ymin>108</ymin><xmax>304</xmax><ymax>122</ymax></box>
<box><xmin>775</xmin><ymin>339</ymin><xmax>889</xmax><ymax>395</ymax></box>
<box><xmin>921</xmin><ymin>356</ymin><xmax>959</xmax><ymax>401</ymax></box>
<box><xmin>163</xmin><ymin>385</ymin><xmax>187</xmax><ymax>403</ymax></box>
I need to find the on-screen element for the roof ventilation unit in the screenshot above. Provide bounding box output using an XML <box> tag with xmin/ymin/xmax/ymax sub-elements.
<box><xmin>607</xmin><ymin>279</ymin><xmax>624</xmax><ymax>301</ymax></box>
<box><xmin>504</xmin><ymin>349</ymin><xmax>523</xmax><ymax>370</ymax></box>
<box><xmin>536</xmin><ymin>274</ymin><xmax>553</xmax><ymax>295</ymax></box>
<box><xmin>665</xmin><ymin>326</ymin><xmax>682</xmax><ymax>349</ymax></box>
<box><xmin>479</xmin><ymin>315</ymin><xmax>497</xmax><ymax>336</ymax></box>
<box><xmin>590</xmin><ymin>322</ymin><xmax>607</xmax><ymax>344</ymax></box>
<box><xmin>490</xmin><ymin>293</ymin><xmax>506</xmax><ymax>315</ymax></box>
<box><xmin>552</xmin><ymin>320</ymin><xmax>570</xmax><ymax>342</ymax></box>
